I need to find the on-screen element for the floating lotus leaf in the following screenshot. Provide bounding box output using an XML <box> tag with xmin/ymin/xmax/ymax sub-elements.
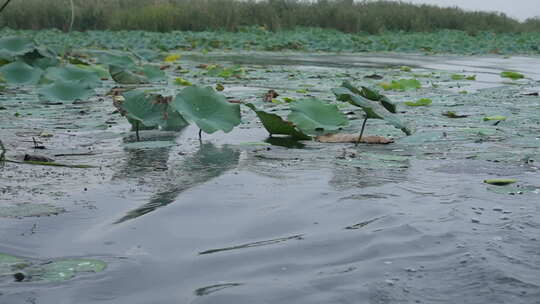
<box><xmin>500</xmin><ymin>71</ymin><xmax>524</xmax><ymax>80</ymax></box>
<box><xmin>342</xmin><ymin>81</ymin><xmax>397</xmax><ymax>113</ymax></box>
<box><xmin>379</xmin><ymin>78</ymin><xmax>421</xmax><ymax>91</ymax></box>
<box><xmin>45</xmin><ymin>65</ymin><xmax>101</xmax><ymax>88</ymax></box>
<box><xmin>405</xmin><ymin>98</ymin><xmax>432</xmax><ymax>106</ymax></box>
<box><xmin>0</xmin><ymin>203</ymin><xmax>64</xmax><ymax>218</ymax></box>
<box><xmin>0</xmin><ymin>61</ymin><xmax>43</xmax><ymax>84</ymax></box>
<box><xmin>121</xmin><ymin>90</ymin><xmax>188</xmax><ymax>131</ymax></box>
<box><xmin>245</xmin><ymin>103</ymin><xmax>310</xmax><ymax>139</ymax></box>
<box><xmin>171</xmin><ymin>86</ymin><xmax>241</xmax><ymax>134</ymax></box>
<box><xmin>333</xmin><ymin>84</ymin><xmax>412</xmax><ymax>135</ymax></box>
<box><xmin>76</xmin><ymin>64</ymin><xmax>109</xmax><ymax>79</ymax></box>
<box><xmin>0</xmin><ymin>36</ymin><xmax>35</xmax><ymax>60</ymax></box>
<box><xmin>25</xmin><ymin>258</ymin><xmax>107</xmax><ymax>282</ymax></box>
<box><xmin>38</xmin><ymin>80</ymin><xmax>94</xmax><ymax>102</ymax></box>
<box><xmin>0</xmin><ymin>253</ymin><xmax>27</xmax><ymax>276</ymax></box>
<box><xmin>109</xmin><ymin>65</ymin><xmax>148</xmax><ymax>84</ymax></box>
<box><xmin>137</xmin><ymin>64</ymin><xmax>166</xmax><ymax>82</ymax></box>
<box><xmin>287</xmin><ymin>98</ymin><xmax>348</xmax><ymax>135</ymax></box>
<box><xmin>20</xmin><ymin>46</ymin><xmax>59</xmax><ymax>69</ymax></box>
<box><xmin>96</xmin><ymin>51</ymin><xmax>136</xmax><ymax>67</ymax></box>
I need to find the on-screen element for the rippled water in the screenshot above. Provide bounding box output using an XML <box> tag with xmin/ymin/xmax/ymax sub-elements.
<box><xmin>1</xmin><ymin>53</ymin><xmax>539</xmax><ymax>303</ymax></box>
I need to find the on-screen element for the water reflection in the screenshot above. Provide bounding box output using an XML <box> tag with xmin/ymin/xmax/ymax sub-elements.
<box><xmin>115</xmin><ymin>142</ymin><xmax>240</xmax><ymax>223</ymax></box>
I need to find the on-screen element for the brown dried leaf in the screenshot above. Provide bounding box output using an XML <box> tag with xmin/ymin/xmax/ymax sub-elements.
<box><xmin>263</xmin><ymin>89</ymin><xmax>279</xmax><ymax>102</ymax></box>
<box><xmin>316</xmin><ymin>134</ymin><xmax>394</xmax><ymax>144</ymax></box>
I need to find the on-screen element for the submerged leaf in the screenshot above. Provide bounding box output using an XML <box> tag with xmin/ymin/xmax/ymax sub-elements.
<box><xmin>245</xmin><ymin>103</ymin><xmax>310</xmax><ymax>139</ymax></box>
<box><xmin>287</xmin><ymin>98</ymin><xmax>348</xmax><ymax>135</ymax></box>
<box><xmin>27</xmin><ymin>259</ymin><xmax>106</xmax><ymax>282</ymax></box>
<box><xmin>171</xmin><ymin>86</ymin><xmax>241</xmax><ymax>134</ymax></box>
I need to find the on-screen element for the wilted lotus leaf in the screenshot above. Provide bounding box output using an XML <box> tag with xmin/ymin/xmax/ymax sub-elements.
<box><xmin>38</xmin><ymin>80</ymin><xmax>94</xmax><ymax>102</ymax></box>
<box><xmin>45</xmin><ymin>65</ymin><xmax>101</xmax><ymax>88</ymax></box>
<box><xmin>109</xmin><ymin>65</ymin><xmax>148</xmax><ymax>84</ymax></box>
<box><xmin>287</xmin><ymin>98</ymin><xmax>348</xmax><ymax>135</ymax></box>
<box><xmin>121</xmin><ymin>90</ymin><xmax>188</xmax><ymax>131</ymax></box>
<box><xmin>0</xmin><ymin>61</ymin><xmax>43</xmax><ymax>84</ymax></box>
<box><xmin>171</xmin><ymin>86</ymin><xmax>241</xmax><ymax>134</ymax></box>
<box><xmin>245</xmin><ymin>103</ymin><xmax>311</xmax><ymax>139</ymax></box>
<box><xmin>333</xmin><ymin>83</ymin><xmax>412</xmax><ymax>135</ymax></box>
<box><xmin>0</xmin><ymin>36</ymin><xmax>36</xmax><ymax>60</ymax></box>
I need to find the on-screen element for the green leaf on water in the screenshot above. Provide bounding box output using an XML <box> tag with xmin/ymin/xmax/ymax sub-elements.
<box><xmin>137</xmin><ymin>64</ymin><xmax>166</xmax><ymax>82</ymax></box>
<box><xmin>38</xmin><ymin>80</ymin><xmax>94</xmax><ymax>102</ymax></box>
<box><xmin>171</xmin><ymin>86</ymin><xmax>241</xmax><ymax>134</ymax></box>
<box><xmin>245</xmin><ymin>103</ymin><xmax>311</xmax><ymax>139</ymax></box>
<box><xmin>405</xmin><ymin>98</ymin><xmax>432</xmax><ymax>106</ymax></box>
<box><xmin>121</xmin><ymin>90</ymin><xmax>188</xmax><ymax>131</ymax></box>
<box><xmin>379</xmin><ymin>78</ymin><xmax>421</xmax><ymax>91</ymax></box>
<box><xmin>109</xmin><ymin>65</ymin><xmax>148</xmax><ymax>84</ymax></box>
<box><xmin>0</xmin><ymin>61</ymin><xmax>43</xmax><ymax>84</ymax></box>
<box><xmin>0</xmin><ymin>36</ymin><xmax>35</xmax><ymax>60</ymax></box>
<box><xmin>342</xmin><ymin>81</ymin><xmax>397</xmax><ymax>113</ymax></box>
<box><xmin>287</xmin><ymin>98</ymin><xmax>348</xmax><ymax>135</ymax></box>
<box><xmin>44</xmin><ymin>65</ymin><xmax>101</xmax><ymax>88</ymax></box>
<box><xmin>174</xmin><ymin>77</ymin><xmax>192</xmax><ymax>86</ymax></box>
<box><xmin>0</xmin><ymin>253</ymin><xmax>27</xmax><ymax>276</ymax></box>
<box><xmin>27</xmin><ymin>259</ymin><xmax>107</xmax><ymax>282</ymax></box>
<box><xmin>483</xmin><ymin>115</ymin><xmax>507</xmax><ymax>121</ymax></box>
<box><xmin>500</xmin><ymin>71</ymin><xmax>524</xmax><ymax>80</ymax></box>
<box><xmin>333</xmin><ymin>83</ymin><xmax>412</xmax><ymax>136</ymax></box>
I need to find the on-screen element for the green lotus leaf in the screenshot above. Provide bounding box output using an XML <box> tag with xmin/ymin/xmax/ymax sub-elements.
<box><xmin>342</xmin><ymin>81</ymin><xmax>397</xmax><ymax>113</ymax></box>
<box><xmin>109</xmin><ymin>65</ymin><xmax>148</xmax><ymax>84</ymax></box>
<box><xmin>171</xmin><ymin>86</ymin><xmax>241</xmax><ymax>134</ymax></box>
<box><xmin>38</xmin><ymin>80</ymin><xmax>94</xmax><ymax>102</ymax></box>
<box><xmin>20</xmin><ymin>46</ymin><xmax>59</xmax><ymax>69</ymax></box>
<box><xmin>0</xmin><ymin>36</ymin><xmax>36</xmax><ymax>60</ymax></box>
<box><xmin>0</xmin><ymin>253</ymin><xmax>27</xmax><ymax>276</ymax></box>
<box><xmin>333</xmin><ymin>85</ymin><xmax>412</xmax><ymax>135</ymax></box>
<box><xmin>121</xmin><ymin>90</ymin><xmax>188</xmax><ymax>131</ymax></box>
<box><xmin>245</xmin><ymin>103</ymin><xmax>311</xmax><ymax>139</ymax></box>
<box><xmin>379</xmin><ymin>78</ymin><xmax>421</xmax><ymax>91</ymax></box>
<box><xmin>500</xmin><ymin>71</ymin><xmax>524</xmax><ymax>80</ymax></box>
<box><xmin>45</xmin><ymin>65</ymin><xmax>101</xmax><ymax>88</ymax></box>
<box><xmin>96</xmin><ymin>51</ymin><xmax>136</xmax><ymax>67</ymax></box>
<box><xmin>287</xmin><ymin>98</ymin><xmax>348</xmax><ymax>135</ymax></box>
<box><xmin>136</xmin><ymin>64</ymin><xmax>166</xmax><ymax>82</ymax></box>
<box><xmin>0</xmin><ymin>61</ymin><xmax>43</xmax><ymax>84</ymax></box>
<box><xmin>26</xmin><ymin>258</ymin><xmax>107</xmax><ymax>282</ymax></box>
<box><xmin>76</xmin><ymin>64</ymin><xmax>110</xmax><ymax>79</ymax></box>
<box><xmin>404</xmin><ymin>98</ymin><xmax>432</xmax><ymax>106</ymax></box>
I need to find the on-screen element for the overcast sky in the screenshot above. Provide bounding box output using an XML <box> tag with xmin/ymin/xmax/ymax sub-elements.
<box><xmin>396</xmin><ymin>0</ymin><xmax>539</xmax><ymax>20</ymax></box>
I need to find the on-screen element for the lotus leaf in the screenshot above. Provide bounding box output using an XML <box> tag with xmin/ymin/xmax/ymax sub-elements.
<box><xmin>0</xmin><ymin>61</ymin><xmax>43</xmax><ymax>85</ymax></box>
<box><xmin>332</xmin><ymin>84</ymin><xmax>412</xmax><ymax>135</ymax></box>
<box><xmin>483</xmin><ymin>115</ymin><xmax>507</xmax><ymax>121</ymax></box>
<box><xmin>45</xmin><ymin>65</ymin><xmax>101</xmax><ymax>88</ymax></box>
<box><xmin>38</xmin><ymin>80</ymin><xmax>94</xmax><ymax>102</ymax></box>
<box><xmin>405</xmin><ymin>98</ymin><xmax>432</xmax><ymax>106</ymax></box>
<box><xmin>121</xmin><ymin>90</ymin><xmax>188</xmax><ymax>131</ymax></box>
<box><xmin>0</xmin><ymin>253</ymin><xmax>27</xmax><ymax>276</ymax></box>
<box><xmin>245</xmin><ymin>103</ymin><xmax>310</xmax><ymax>139</ymax></box>
<box><xmin>342</xmin><ymin>81</ymin><xmax>397</xmax><ymax>113</ymax></box>
<box><xmin>0</xmin><ymin>36</ymin><xmax>35</xmax><ymax>60</ymax></box>
<box><xmin>171</xmin><ymin>86</ymin><xmax>241</xmax><ymax>134</ymax></box>
<box><xmin>96</xmin><ymin>51</ymin><xmax>136</xmax><ymax>67</ymax></box>
<box><xmin>109</xmin><ymin>65</ymin><xmax>148</xmax><ymax>84</ymax></box>
<box><xmin>26</xmin><ymin>259</ymin><xmax>107</xmax><ymax>282</ymax></box>
<box><xmin>500</xmin><ymin>71</ymin><xmax>524</xmax><ymax>80</ymax></box>
<box><xmin>137</xmin><ymin>65</ymin><xmax>166</xmax><ymax>82</ymax></box>
<box><xmin>287</xmin><ymin>98</ymin><xmax>348</xmax><ymax>135</ymax></box>
<box><xmin>379</xmin><ymin>79</ymin><xmax>421</xmax><ymax>91</ymax></box>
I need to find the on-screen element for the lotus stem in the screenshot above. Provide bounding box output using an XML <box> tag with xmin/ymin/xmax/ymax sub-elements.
<box><xmin>0</xmin><ymin>139</ymin><xmax>5</xmax><ymax>167</ymax></box>
<box><xmin>198</xmin><ymin>129</ymin><xmax>202</xmax><ymax>141</ymax></box>
<box><xmin>135</xmin><ymin>121</ymin><xmax>140</xmax><ymax>142</ymax></box>
<box><xmin>68</xmin><ymin>0</ymin><xmax>75</xmax><ymax>32</ymax></box>
<box><xmin>0</xmin><ymin>0</ymin><xmax>12</xmax><ymax>14</ymax></box>
<box><xmin>356</xmin><ymin>117</ymin><xmax>368</xmax><ymax>146</ymax></box>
